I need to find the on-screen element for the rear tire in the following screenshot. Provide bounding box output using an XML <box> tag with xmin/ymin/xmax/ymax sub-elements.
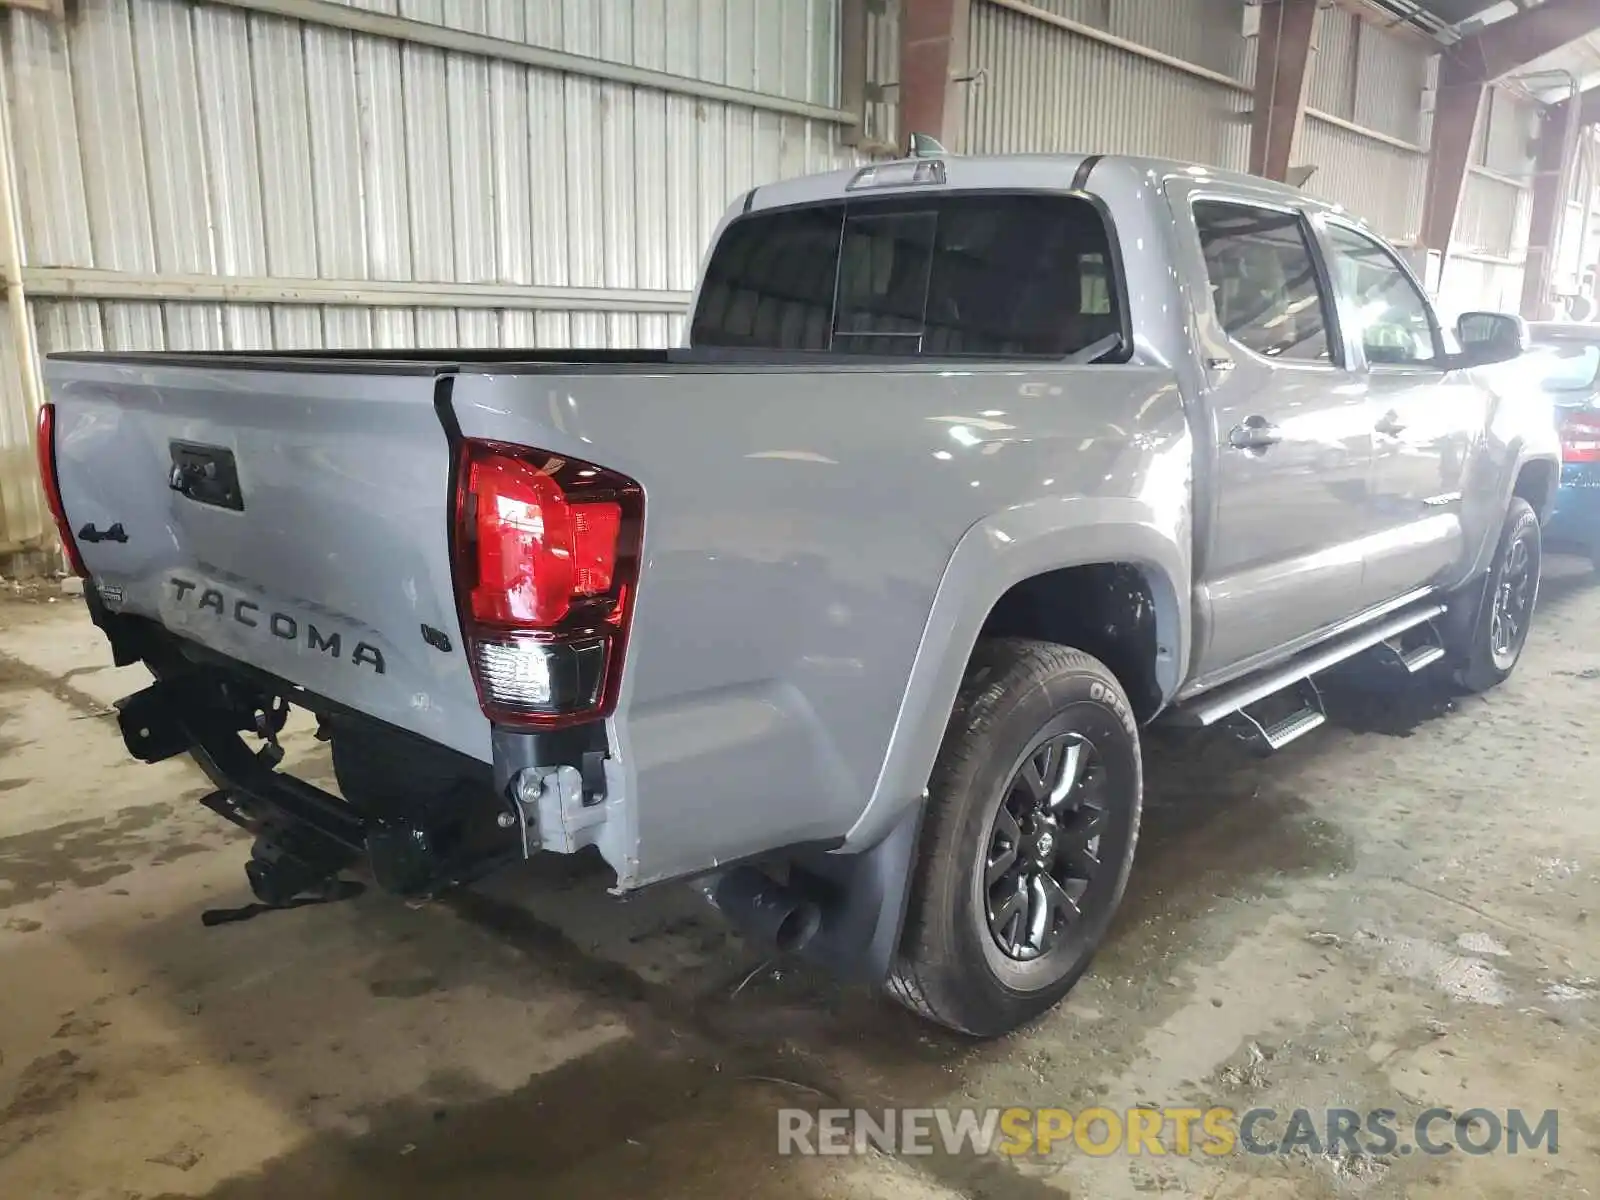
<box><xmin>1451</xmin><ymin>498</ymin><xmax>1541</xmax><ymax>694</ymax></box>
<box><xmin>886</xmin><ymin>640</ymin><xmax>1142</xmax><ymax>1037</ymax></box>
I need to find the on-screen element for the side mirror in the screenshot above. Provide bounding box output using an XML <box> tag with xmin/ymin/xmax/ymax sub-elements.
<box><xmin>1455</xmin><ymin>311</ymin><xmax>1527</xmax><ymax>367</ymax></box>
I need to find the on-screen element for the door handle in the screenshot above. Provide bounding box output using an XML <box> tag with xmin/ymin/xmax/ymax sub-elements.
<box><xmin>1228</xmin><ymin>417</ymin><xmax>1282</xmax><ymax>451</ymax></box>
<box><xmin>1375</xmin><ymin>412</ymin><xmax>1407</xmax><ymax>437</ymax></box>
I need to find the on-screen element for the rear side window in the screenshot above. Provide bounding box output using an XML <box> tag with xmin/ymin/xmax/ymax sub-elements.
<box><xmin>1193</xmin><ymin>200</ymin><xmax>1333</xmax><ymax>364</ymax></box>
<box><xmin>691</xmin><ymin>194</ymin><xmax>1122</xmax><ymax>358</ymax></box>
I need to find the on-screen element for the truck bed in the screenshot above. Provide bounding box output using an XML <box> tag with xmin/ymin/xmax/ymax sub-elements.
<box><xmin>45</xmin><ymin>350</ymin><xmax>1184</xmax><ymax>887</ymax></box>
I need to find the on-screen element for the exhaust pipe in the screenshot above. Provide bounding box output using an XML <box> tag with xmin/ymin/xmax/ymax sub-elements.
<box><xmin>700</xmin><ymin>866</ymin><xmax>823</xmax><ymax>954</ymax></box>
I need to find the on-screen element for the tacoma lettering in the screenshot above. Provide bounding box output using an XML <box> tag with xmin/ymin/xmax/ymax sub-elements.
<box><xmin>168</xmin><ymin>577</ymin><xmax>385</xmax><ymax>674</ymax></box>
<box><xmin>306</xmin><ymin>625</ymin><xmax>342</xmax><ymax>658</ymax></box>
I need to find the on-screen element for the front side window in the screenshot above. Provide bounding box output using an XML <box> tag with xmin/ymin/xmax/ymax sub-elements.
<box><xmin>1323</xmin><ymin>224</ymin><xmax>1439</xmax><ymax>367</ymax></box>
<box><xmin>1193</xmin><ymin>200</ymin><xmax>1332</xmax><ymax>364</ymax></box>
<box><xmin>691</xmin><ymin>194</ymin><xmax>1122</xmax><ymax>358</ymax></box>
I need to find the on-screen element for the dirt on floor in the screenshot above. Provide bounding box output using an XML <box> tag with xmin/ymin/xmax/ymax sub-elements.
<box><xmin>1</xmin><ymin>562</ymin><xmax>1598</xmax><ymax>1200</ymax></box>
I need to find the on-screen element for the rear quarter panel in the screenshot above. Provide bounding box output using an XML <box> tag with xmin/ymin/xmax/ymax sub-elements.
<box><xmin>1452</xmin><ymin>358</ymin><xmax>1563</xmax><ymax>585</ymax></box>
<box><xmin>452</xmin><ymin>363</ymin><xmax>1191</xmax><ymax>884</ymax></box>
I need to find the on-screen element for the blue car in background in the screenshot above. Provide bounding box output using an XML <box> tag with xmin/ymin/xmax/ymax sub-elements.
<box><xmin>1529</xmin><ymin>323</ymin><xmax>1600</xmax><ymax>571</ymax></box>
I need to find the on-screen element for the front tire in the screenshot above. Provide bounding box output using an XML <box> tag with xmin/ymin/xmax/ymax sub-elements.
<box><xmin>1452</xmin><ymin>498</ymin><xmax>1541</xmax><ymax>693</ymax></box>
<box><xmin>886</xmin><ymin>640</ymin><xmax>1142</xmax><ymax>1037</ymax></box>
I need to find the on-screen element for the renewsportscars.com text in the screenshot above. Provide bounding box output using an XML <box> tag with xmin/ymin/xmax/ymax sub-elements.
<box><xmin>777</xmin><ymin>1106</ymin><xmax>1559</xmax><ymax>1159</ymax></box>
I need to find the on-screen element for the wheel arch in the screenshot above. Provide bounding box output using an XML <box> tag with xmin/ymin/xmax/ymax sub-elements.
<box><xmin>843</xmin><ymin>498</ymin><xmax>1190</xmax><ymax>852</ymax></box>
<box><xmin>1513</xmin><ymin>457</ymin><xmax>1559</xmax><ymax>523</ymax></box>
<box><xmin>978</xmin><ymin>563</ymin><xmax>1173</xmax><ymax>725</ymax></box>
<box><xmin>1457</xmin><ymin>443</ymin><xmax>1561</xmax><ymax>587</ymax></box>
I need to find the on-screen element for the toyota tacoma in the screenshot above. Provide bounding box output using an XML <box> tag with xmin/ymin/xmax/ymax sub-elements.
<box><xmin>39</xmin><ymin>153</ymin><xmax>1559</xmax><ymax>1035</ymax></box>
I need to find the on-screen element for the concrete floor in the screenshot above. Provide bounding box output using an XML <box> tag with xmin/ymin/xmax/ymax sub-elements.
<box><xmin>1</xmin><ymin>564</ymin><xmax>1598</xmax><ymax>1200</ymax></box>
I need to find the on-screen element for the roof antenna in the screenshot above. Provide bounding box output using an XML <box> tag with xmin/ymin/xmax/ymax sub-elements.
<box><xmin>907</xmin><ymin>132</ymin><xmax>947</xmax><ymax>159</ymax></box>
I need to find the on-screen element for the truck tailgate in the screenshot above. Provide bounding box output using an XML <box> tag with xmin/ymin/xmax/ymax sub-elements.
<box><xmin>45</xmin><ymin>357</ymin><xmax>489</xmax><ymax>761</ymax></box>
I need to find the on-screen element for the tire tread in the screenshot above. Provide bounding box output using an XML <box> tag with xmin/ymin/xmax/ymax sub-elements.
<box><xmin>1452</xmin><ymin>498</ymin><xmax>1540</xmax><ymax>694</ymax></box>
<box><xmin>886</xmin><ymin>638</ymin><xmax>1138</xmax><ymax>1035</ymax></box>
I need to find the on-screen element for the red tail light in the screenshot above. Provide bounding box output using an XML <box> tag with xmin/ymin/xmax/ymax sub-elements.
<box><xmin>1561</xmin><ymin>410</ymin><xmax>1600</xmax><ymax>464</ymax></box>
<box><xmin>452</xmin><ymin>440</ymin><xmax>642</xmax><ymax>729</ymax></box>
<box><xmin>35</xmin><ymin>404</ymin><xmax>88</xmax><ymax>579</ymax></box>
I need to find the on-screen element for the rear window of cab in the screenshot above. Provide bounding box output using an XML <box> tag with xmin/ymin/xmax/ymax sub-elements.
<box><xmin>690</xmin><ymin>193</ymin><xmax>1123</xmax><ymax>359</ymax></box>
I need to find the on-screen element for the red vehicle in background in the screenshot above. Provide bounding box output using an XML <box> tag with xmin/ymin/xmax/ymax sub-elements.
<box><xmin>1529</xmin><ymin>323</ymin><xmax>1600</xmax><ymax>571</ymax></box>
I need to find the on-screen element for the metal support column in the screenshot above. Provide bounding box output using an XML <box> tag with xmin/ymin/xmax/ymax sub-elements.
<box><xmin>1421</xmin><ymin>60</ymin><xmax>1486</xmax><ymax>254</ymax></box>
<box><xmin>1249</xmin><ymin>0</ymin><xmax>1320</xmax><ymax>182</ymax></box>
<box><xmin>898</xmin><ymin>0</ymin><xmax>971</xmax><ymax>149</ymax></box>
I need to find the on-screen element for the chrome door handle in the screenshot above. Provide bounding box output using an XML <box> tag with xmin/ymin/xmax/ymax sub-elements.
<box><xmin>1229</xmin><ymin>418</ymin><xmax>1282</xmax><ymax>451</ymax></box>
<box><xmin>1375</xmin><ymin>412</ymin><xmax>1407</xmax><ymax>437</ymax></box>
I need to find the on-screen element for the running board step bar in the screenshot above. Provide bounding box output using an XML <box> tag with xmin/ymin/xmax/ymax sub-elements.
<box><xmin>1259</xmin><ymin>706</ymin><xmax>1326</xmax><ymax>750</ymax></box>
<box><xmin>1179</xmin><ymin>600</ymin><xmax>1449</xmax><ymax>729</ymax></box>
<box><xmin>1398</xmin><ymin>643</ymin><xmax>1447</xmax><ymax>674</ymax></box>
<box><xmin>1370</xmin><ymin>612</ymin><xmax>1448</xmax><ymax>676</ymax></box>
<box><xmin>1233</xmin><ymin>679</ymin><xmax>1327</xmax><ymax>752</ymax></box>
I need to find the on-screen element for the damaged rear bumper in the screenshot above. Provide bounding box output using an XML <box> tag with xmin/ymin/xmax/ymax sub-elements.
<box><xmin>97</xmin><ymin>602</ymin><xmax>918</xmax><ymax>983</ymax></box>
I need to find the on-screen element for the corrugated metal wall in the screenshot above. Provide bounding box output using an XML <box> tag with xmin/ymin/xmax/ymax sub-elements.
<box><xmin>1304</xmin><ymin>6</ymin><xmax>1428</xmax><ymax>146</ymax></box>
<box><xmin>1299</xmin><ymin>121</ymin><xmax>1427</xmax><ymax>239</ymax></box>
<box><xmin>961</xmin><ymin>0</ymin><xmax>1544</xmax><ymax>302</ymax></box>
<box><xmin>1021</xmin><ymin>0</ymin><xmax>1253</xmax><ymax>79</ymax></box>
<box><xmin>1351</xmin><ymin>17</ymin><xmax>1428</xmax><ymax>144</ymax></box>
<box><xmin>1480</xmin><ymin>86</ymin><xmax>1539</xmax><ymax>178</ymax></box>
<box><xmin>1457</xmin><ymin>173</ymin><xmax>1530</xmax><ymax>258</ymax></box>
<box><xmin>964</xmin><ymin>1</ymin><xmax>1252</xmax><ymax>168</ymax></box>
<box><xmin>1434</xmin><ymin>88</ymin><xmax>1539</xmax><ymax>321</ymax></box>
<box><xmin>863</xmin><ymin>0</ymin><xmax>899</xmax><ymax>149</ymax></box>
<box><xmin>1298</xmin><ymin>7</ymin><xmax>1430</xmax><ymax>241</ymax></box>
<box><xmin>963</xmin><ymin>1</ymin><xmax>1436</xmax><ymax>242</ymax></box>
<box><xmin>0</xmin><ymin>0</ymin><xmax>855</xmax><ymax>557</ymax></box>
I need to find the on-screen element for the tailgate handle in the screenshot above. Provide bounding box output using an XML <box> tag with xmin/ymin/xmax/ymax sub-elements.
<box><xmin>77</xmin><ymin>522</ymin><xmax>128</xmax><ymax>544</ymax></box>
<box><xmin>169</xmin><ymin>442</ymin><xmax>244</xmax><ymax>511</ymax></box>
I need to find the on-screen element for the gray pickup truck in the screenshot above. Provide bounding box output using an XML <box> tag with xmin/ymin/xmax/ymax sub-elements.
<box><xmin>41</xmin><ymin>153</ymin><xmax>1559</xmax><ymax>1036</ymax></box>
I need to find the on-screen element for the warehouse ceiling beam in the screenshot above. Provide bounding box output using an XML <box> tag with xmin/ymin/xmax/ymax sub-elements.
<box><xmin>1422</xmin><ymin>0</ymin><xmax>1600</xmax><ymax>252</ymax></box>
<box><xmin>1249</xmin><ymin>0</ymin><xmax>1321</xmax><ymax>181</ymax></box>
<box><xmin>1521</xmin><ymin>84</ymin><xmax>1600</xmax><ymax>317</ymax></box>
<box><xmin>1446</xmin><ymin>0</ymin><xmax>1600</xmax><ymax>81</ymax></box>
<box><xmin>1329</xmin><ymin>0</ymin><xmax>1438</xmax><ymax>49</ymax></box>
<box><xmin>899</xmin><ymin>0</ymin><xmax>972</xmax><ymax>149</ymax></box>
